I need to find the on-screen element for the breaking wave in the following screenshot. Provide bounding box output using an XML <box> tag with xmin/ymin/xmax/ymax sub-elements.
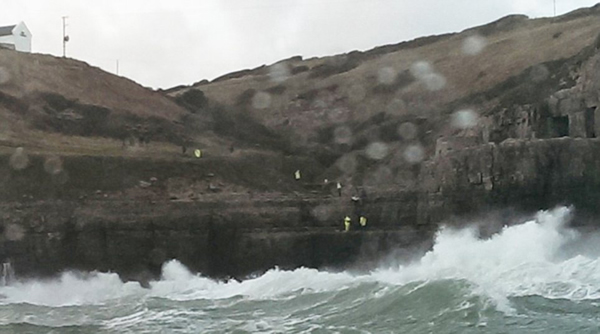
<box><xmin>2</xmin><ymin>207</ymin><xmax>600</xmax><ymax>332</ymax></box>
<box><xmin>1</xmin><ymin>207</ymin><xmax>598</xmax><ymax>307</ymax></box>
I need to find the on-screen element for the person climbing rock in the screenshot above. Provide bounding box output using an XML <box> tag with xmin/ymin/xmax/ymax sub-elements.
<box><xmin>337</xmin><ymin>182</ymin><xmax>342</xmax><ymax>197</ymax></box>
<box><xmin>294</xmin><ymin>170</ymin><xmax>301</xmax><ymax>181</ymax></box>
<box><xmin>344</xmin><ymin>216</ymin><xmax>351</xmax><ymax>232</ymax></box>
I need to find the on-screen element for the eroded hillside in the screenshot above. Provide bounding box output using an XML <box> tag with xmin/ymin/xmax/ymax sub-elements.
<box><xmin>168</xmin><ymin>5</ymin><xmax>600</xmax><ymax>189</ymax></box>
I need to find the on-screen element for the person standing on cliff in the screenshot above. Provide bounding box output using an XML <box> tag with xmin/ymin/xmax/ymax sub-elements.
<box><xmin>359</xmin><ymin>216</ymin><xmax>367</xmax><ymax>229</ymax></box>
<box><xmin>344</xmin><ymin>216</ymin><xmax>351</xmax><ymax>232</ymax></box>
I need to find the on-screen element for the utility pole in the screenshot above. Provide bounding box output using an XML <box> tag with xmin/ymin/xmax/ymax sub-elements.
<box><xmin>554</xmin><ymin>0</ymin><xmax>556</xmax><ymax>17</ymax></box>
<box><xmin>116</xmin><ymin>60</ymin><xmax>119</xmax><ymax>75</ymax></box>
<box><xmin>62</xmin><ymin>16</ymin><xmax>69</xmax><ymax>57</ymax></box>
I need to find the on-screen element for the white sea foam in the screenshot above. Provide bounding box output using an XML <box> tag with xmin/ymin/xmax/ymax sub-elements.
<box><xmin>371</xmin><ymin>206</ymin><xmax>600</xmax><ymax>311</ymax></box>
<box><xmin>3</xmin><ymin>206</ymin><xmax>600</xmax><ymax>314</ymax></box>
<box><xmin>150</xmin><ymin>261</ymin><xmax>358</xmax><ymax>301</ymax></box>
<box><xmin>0</xmin><ymin>271</ymin><xmax>144</xmax><ymax>306</ymax></box>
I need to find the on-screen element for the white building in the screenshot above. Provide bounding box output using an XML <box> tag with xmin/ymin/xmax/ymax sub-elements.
<box><xmin>0</xmin><ymin>22</ymin><xmax>32</xmax><ymax>52</ymax></box>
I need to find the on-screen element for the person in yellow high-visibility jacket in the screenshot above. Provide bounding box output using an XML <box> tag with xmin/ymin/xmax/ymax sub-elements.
<box><xmin>294</xmin><ymin>170</ymin><xmax>301</xmax><ymax>181</ymax></box>
<box><xmin>344</xmin><ymin>216</ymin><xmax>351</xmax><ymax>232</ymax></box>
<box><xmin>359</xmin><ymin>216</ymin><xmax>367</xmax><ymax>229</ymax></box>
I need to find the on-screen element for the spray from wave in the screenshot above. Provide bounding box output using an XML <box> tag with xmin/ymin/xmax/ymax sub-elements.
<box><xmin>1</xmin><ymin>206</ymin><xmax>600</xmax><ymax>312</ymax></box>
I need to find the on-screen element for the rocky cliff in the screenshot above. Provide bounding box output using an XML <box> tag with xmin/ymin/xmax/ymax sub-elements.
<box><xmin>2</xmin><ymin>5</ymin><xmax>600</xmax><ymax>283</ymax></box>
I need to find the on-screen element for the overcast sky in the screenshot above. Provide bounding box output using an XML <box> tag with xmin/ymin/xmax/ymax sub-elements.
<box><xmin>1</xmin><ymin>0</ymin><xmax>599</xmax><ymax>89</ymax></box>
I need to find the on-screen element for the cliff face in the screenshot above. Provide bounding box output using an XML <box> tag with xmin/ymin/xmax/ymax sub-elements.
<box><xmin>3</xmin><ymin>7</ymin><xmax>600</xmax><ymax>283</ymax></box>
<box><xmin>421</xmin><ymin>138</ymin><xmax>600</xmax><ymax>228</ymax></box>
<box><xmin>1</xmin><ymin>199</ymin><xmax>432</xmax><ymax>283</ymax></box>
<box><xmin>0</xmin><ymin>153</ymin><xmax>430</xmax><ymax>282</ymax></box>
<box><xmin>5</xmin><ymin>138</ymin><xmax>600</xmax><ymax>282</ymax></box>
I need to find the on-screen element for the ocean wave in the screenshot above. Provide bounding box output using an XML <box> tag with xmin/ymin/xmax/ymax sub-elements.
<box><xmin>2</xmin><ymin>206</ymin><xmax>600</xmax><ymax>313</ymax></box>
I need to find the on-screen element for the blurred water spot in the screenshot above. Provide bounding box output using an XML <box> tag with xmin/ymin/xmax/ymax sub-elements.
<box><xmin>410</xmin><ymin>61</ymin><xmax>446</xmax><ymax>91</ymax></box>
<box><xmin>9</xmin><ymin>147</ymin><xmax>29</xmax><ymax>170</ymax></box>
<box><xmin>366</xmin><ymin>142</ymin><xmax>389</xmax><ymax>160</ymax></box>
<box><xmin>333</xmin><ymin>126</ymin><xmax>353</xmax><ymax>144</ymax></box>
<box><xmin>410</xmin><ymin>61</ymin><xmax>433</xmax><ymax>79</ymax></box>
<box><xmin>348</xmin><ymin>84</ymin><xmax>366</xmax><ymax>103</ymax></box>
<box><xmin>337</xmin><ymin>154</ymin><xmax>357</xmax><ymax>174</ymax></box>
<box><xmin>0</xmin><ymin>67</ymin><xmax>10</xmax><ymax>85</ymax></box>
<box><xmin>398</xmin><ymin>122</ymin><xmax>418</xmax><ymax>140</ymax></box>
<box><xmin>386</xmin><ymin>98</ymin><xmax>407</xmax><ymax>115</ymax></box>
<box><xmin>422</xmin><ymin>73</ymin><xmax>447</xmax><ymax>91</ymax></box>
<box><xmin>404</xmin><ymin>144</ymin><xmax>425</xmax><ymax>164</ymax></box>
<box><xmin>312</xmin><ymin>99</ymin><xmax>328</xmax><ymax>109</ymax></box>
<box><xmin>252</xmin><ymin>92</ymin><xmax>271</xmax><ymax>109</ymax></box>
<box><xmin>327</xmin><ymin>107</ymin><xmax>350</xmax><ymax>124</ymax></box>
<box><xmin>364</xmin><ymin>166</ymin><xmax>393</xmax><ymax>187</ymax></box>
<box><xmin>377</xmin><ymin>67</ymin><xmax>396</xmax><ymax>85</ymax></box>
<box><xmin>52</xmin><ymin>170</ymin><xmax>69</xmax><ymax>185</ymax></box>
<box><xmin>44</xmin><ymin>156</ymin><xmax>63</xmax><ymax>175</ymax></box>
<box><xmin>452</xmin><ymin>109</ymin><xmax>479</xmax><ymax>129</ymax></box>
<box><xmin>530</xmin><ymin>65</ymin><xmax>549</xmax><ymax>83</ymax></box>
<box><xmin>312</xmin><ymin>205</ymin><xmax>332</xmax><ymax>222</ymax></box>
<box><xmin>396</xmin><ymin>169</ymin><xmax>417</xmax><ymax>188</ymax></box>
<box><xmin>462</xmin><ymin>35</ymin><xmax>487</xmax><ymax>56</ymax></box>
<box><xmin>4</xmin><ymin>224</ymin><xmax>25</xmax><ymax>241</ymax></box>
<box><xmin>268</xmin><ymin>63</ymin><xmax>290</xmax><ymax>83</ymax></box>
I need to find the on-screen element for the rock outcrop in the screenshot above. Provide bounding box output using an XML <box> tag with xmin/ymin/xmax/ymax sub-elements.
<box><xmin>2</xmin><ymin>6</ymin><xmax>600</xmax><ymax>283</ymax></box>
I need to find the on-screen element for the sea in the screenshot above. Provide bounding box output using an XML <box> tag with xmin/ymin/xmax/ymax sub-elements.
<box><xmin>2</xmin><ymin>206</ymin><xmax>600</xmax><ymax>333</ymax></box>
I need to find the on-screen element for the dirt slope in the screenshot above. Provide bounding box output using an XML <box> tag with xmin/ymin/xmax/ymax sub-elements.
<box><xmin>0</xmin><ymin>50</ymin><xmax>185</xmax><ymax>120</ymax></box>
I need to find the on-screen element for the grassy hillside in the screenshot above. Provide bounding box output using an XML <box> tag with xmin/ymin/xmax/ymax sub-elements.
<box><xmin>1</xmin><ymin>5</ymin><xmax>599</xmax><ymax>194</ymax></box>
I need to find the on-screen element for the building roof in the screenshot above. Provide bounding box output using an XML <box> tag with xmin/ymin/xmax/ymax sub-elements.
<box><xmin>0</xmin><ymin>25</ymin><xmax>16</xmax><ymax>37</ymax></box>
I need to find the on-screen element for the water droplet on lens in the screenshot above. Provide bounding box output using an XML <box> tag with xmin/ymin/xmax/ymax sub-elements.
<box><xmin>404</xmin><ymin>144</ymin><xmax>425</xmax><ymax>164</ymax></box>
<box><xmin>312</xmin><ymin>99</ymin><xmax>328</xmax><ymax>109</ymax></box>
<box><xmin>377</xmin><ymin>67</ymin><xmax>396</xmax><ymax>85</ymax></box>
<box><xmin>44</xmin><ymin>156</ymin><xmax>63</xmax><ymax>175</ymax></box>
<box><xmin>452</xmin><ymin>109</ymin><xmax>479</xmax><ymax>129</ymax></box>
<box><xmin>410</xmin><ymin>61</ymin><xmax>433</xmax><ymax>79</ymax></box>
<box><xmin>327</xmin><ymin>107</ymin><xmax>350</xmax><ymax>123</ymax></box>
<box><xmin>337</xmin><ymin>154</ymin><xmax>357</xmax><ymax>174</ymax></box>
<box><xmin>5</xmin><ymin>224</ymin><xmax>24</xmax><ymax>241</ymax></box>
<box><xmin>0</xmin><ymin>67</ymin><xmax>10</xmax><ymax>85</ymax></box>
<box><xmin>348</xmin><ymin>84</ymin><xmax>366</xmax><ymax>103</ymax></box>
<box><xmin>312</xmin><ymin>205</ymin><xmax>332</xmax><ymax>222</ymax></box>
<box><xmin>423</xmin><ymin>73</ymin><xmax>447</xmax><ymax>91</ymax></box>
<box><xmin>9</xmin><ymin>147</ymin><xmax>29</xmax><ymax>170</ymax></box>
<box><xmin>268</xmin><ymin>63</ymin><xmax>290</xmax><ymax>83</ymax></box>
<box><xmin>462</xmin><ymin>35</ymin><xmax>487</xmax><ymax>56</ymax></box>
<box><xmin>366</xmin><ymin>142</ymin><xmax>389</xmax><ymax>160</ymax></box>
<box><xmin>398</xmin><ymin>122</ymin><xmax>418</xmax><ymax>140</ymax></box>
<box><xmin>333</xmin><ymin>126</ymin><xmax>353</xmax><ymax>144</ymax></box>
<box><xmin>252</xmin><ymin>92</ymin><xmax>271</xmax><ymax>109</ymax></box>
<box><xmin>530</xmin><ymin>65</ymin><xmax>549</xmax><ymax>83</ymax></box>
<box><xmin>53</xmin><ymin>170</ymin><xmax>69</xmax><ymax>185</ymax></box>
<box><xmin>385</xmin><ymin>98</ymin><xmax>407</xmax><ymax>115</ymax></box>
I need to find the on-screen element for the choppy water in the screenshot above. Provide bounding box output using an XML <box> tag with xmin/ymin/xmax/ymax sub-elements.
<box><xmin>2</xmin><ymin>207</ymin><xmax>600</xmax><ymax>333</ymax></box>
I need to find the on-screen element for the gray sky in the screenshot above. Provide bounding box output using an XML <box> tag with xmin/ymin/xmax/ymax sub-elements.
<box><xmin>1</xmin><ymin>0</ymin><xmax>599</xmax><ymax>89</ymax></box>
